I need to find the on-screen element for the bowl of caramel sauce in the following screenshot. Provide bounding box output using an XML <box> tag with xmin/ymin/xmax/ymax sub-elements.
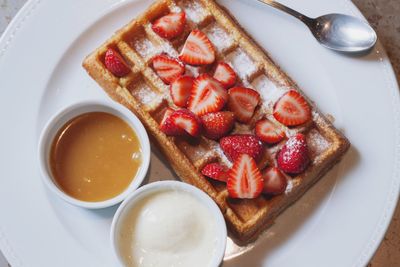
<box><xmin>38</xmin><ymin>100</ymin><xmax>150</xmax><ymax>209</ymax></box>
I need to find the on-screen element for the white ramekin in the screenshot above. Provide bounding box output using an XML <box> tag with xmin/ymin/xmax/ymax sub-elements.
<box><xmin>38</xmin><ymin>100</ymin><xmax>150</xmax><ymax>209</ymax></box>
<box><xmin>110</xmin><ymin>180</ymin><xmax>227</xmax><ymax>267</ymax></box>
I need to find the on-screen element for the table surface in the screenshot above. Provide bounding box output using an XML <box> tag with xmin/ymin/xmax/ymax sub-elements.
<box><xmin>1</xmin><ymin>0</ymin><xmax>399</xmax><ymax>266</ymax></box>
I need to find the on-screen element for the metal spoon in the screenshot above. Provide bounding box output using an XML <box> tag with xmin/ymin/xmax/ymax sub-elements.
<box><xmin>256</xmin><ymin>0</ymin><xmax>377</xmax><ymax>52</ymax></box>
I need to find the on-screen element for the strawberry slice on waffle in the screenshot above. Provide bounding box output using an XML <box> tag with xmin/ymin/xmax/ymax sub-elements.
<box><xmin>188</xmin><ymin>74</ymin><xmax>228</xmax><ymax>116</ymax></box>
<box><xmin>179</xmin><ymin>30</ymin><xmax>215</xmax><ymax>65</ymax></box>
<box><xmin>227</xmin><ymin>154</ymin><xmax>263</xmax><ymax>199</ymax></box>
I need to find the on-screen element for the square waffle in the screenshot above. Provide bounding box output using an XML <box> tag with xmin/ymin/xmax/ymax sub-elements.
<box><xmin>83</xmin><ymin>0</ymin><xmax>350</xmax><ymax>244</ymax></box>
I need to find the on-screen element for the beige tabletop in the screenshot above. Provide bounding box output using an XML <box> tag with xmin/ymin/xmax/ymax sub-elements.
<box><xmin>0</xmin><ymin>0</ymin><xmax>399</xmax><ymax>266</ymax></box>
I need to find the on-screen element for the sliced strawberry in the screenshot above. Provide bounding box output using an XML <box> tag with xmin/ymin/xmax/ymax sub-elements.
<box><xmin>262</xmin><ymin>167</ymin><xmax>288</xmax><ymax>195</ymax></box>
<box><xmin>228</xmin><ymin>87</ymin><xmax>260</xmax><ymax>123</ymax></box>
<box><xmin>152</xmin><ymin>54</ymin><xmax>185</xmax><ymax>84</ymax></box>
<box><xmin>179</xmin><ymin>30</ymin><xmax>215</xmax><ymax>65</ymax></box>
<box><xmin>104</xmin><ymin>48</ymin><xmax>130</xmax><ymax>77</ymax></box>
<box><xmin>227</xmin><ymin>154</ymin><xmax>263</xmax><ymax>199</ymax></box>
<box><xmin>170</xmin><ymin>76</ymin><xmax>193</xmax><ymax>107</ymax></box>
<box><xmin>255</xmin><ymin>119</ymin><xmax>286</xmax><ymax>144</ymax></box>
<box><xmin>201</xmin><ymin>163</ymin><xmax>228</xmax><ymax>182</ymax></box>
<box><xmin>200</xmin><ymin>111</ymin><xmax>235</xmax><ymax>140</ymax></box>
<box><xmin>277</xmin><ymin>133</ymin><xmax>310</xmax><ymax>174</ymax></box>
<box><xmin>160</xmin><ymin>107</ymin><xmax>174</xmax><ymax>126</ymax></box>
<box><xmin>220</xmin><ymin>134</ymin><xmax>263</xmax><ymax>162</ymax></box>
<box><xmin>213</xmin><ymin>62</ymin><xmax>236</xmax><ymax>89</ymax></box>
<box><xmin>273</xmin><ymin>90</ymin><xmax>311</xmax><ymax>126</ymax></box>
<box><xmin>152</xmin><ymin>12</ymin><xmax>186</xmax><ymax>39</ymax></box>
<box><xmin>160</xmin><ymin>108</ymin><xmax>185</xmax><ymax>136</ymax></box>
<box><xmin>188</xmin><ymin>74</ymin><xmax>228</xmax><ymax>116</ymax></box>
<box><xmin>169</xmin><ymin>109</ymin><xmax>202</xmax><ymax>137</ymax></box>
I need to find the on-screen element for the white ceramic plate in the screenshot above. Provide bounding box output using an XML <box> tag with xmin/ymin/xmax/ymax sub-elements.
<box><xmin>0</xmin><ymin>0</ymin><xmax>399</xmax><ymax>266</ymax></box>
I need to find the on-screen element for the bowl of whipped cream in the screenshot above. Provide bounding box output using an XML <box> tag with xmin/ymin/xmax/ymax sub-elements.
<box><xmin>111</xmin><ymin>180</ymin><xmax>227</xmax><ymax>267</ymax></box>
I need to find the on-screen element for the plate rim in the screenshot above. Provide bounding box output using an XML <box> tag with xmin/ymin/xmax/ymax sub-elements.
<box><xmin>0</xmin><ymin>0</ymin><xmax>399</xmax><ymax>266</ymax></box>
<box><xmin>339</xmin><ymin>1</ymin><xmax>400</xmax><ymax>266</ymax></box>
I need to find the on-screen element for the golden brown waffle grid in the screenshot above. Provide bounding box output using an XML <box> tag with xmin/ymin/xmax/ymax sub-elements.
<box><xmin>83</xmin><ymin>0</ymin><xmax>350</xmax><ymax>244</ymax></box>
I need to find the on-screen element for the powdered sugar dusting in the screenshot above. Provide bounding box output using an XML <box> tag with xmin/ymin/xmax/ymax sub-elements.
<box><xmin>170</xmin><ymin>5</ymin><xmax>182</xmax><ymax>13</ymax></box>
<box><xmin>282</xmin><ymin>137</ymin><xmax>304</xmax><ymax>162</ymax></box>
<box><xmin>203</xmin><ymin>23</ymin><xmax>234</xmax><ymax>53</ymax></box>
<box><xmin>133</xmin><ymin>37</ymin><xmax>158</xmax><ymax>58</ymax></box>
<box><xmin>131</xmin><ymin>81</ymin><xmax>159</xmax><ymax>105</ymax></box>
<box><xmin>133</xmin><ymin>35</ymin><xmax>177</xmax><ymax>58</ymax></box>
<box><xmin>226</xmin><ymin>48</ymin><xmax>258</xmax><ymax>79</ymax></box>
<box><xmin>252</xmin><ymin>75</ymin><xmax>288</xmax><ymax>109</ymax></box>
<box><xmin>179</xmin><ymin>0</ymin><xmax>207</xmax><ymax>23</ymax></box>
<box><xmin>160</xmin><ymin>42</ymin><xmax>178</xmax><ymax>57</ymax></box>
<box><xmin>285</xmin><ymin>179</ymin><xmax>293</xmax><ymax>193</ymax></box>
<box><xmin>178</xmin><ymin>140</ymin><xmax>210</xmax><ymax>162</ymax></box>
<box><xmin>307</xmin><ymin>129</ymin><xmax>330</xmax><ymax>156</ymax></box>
<box><xmin>214</xmin><ymin>145</ymin><xmax>233</xmax><ymax>168</ymax></box>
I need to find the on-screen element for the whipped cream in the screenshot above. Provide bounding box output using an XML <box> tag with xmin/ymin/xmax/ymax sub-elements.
<box><xmin>118</xmin><ymin>189</ymin><xmax>219</xmax><ymax>267</ymax></box>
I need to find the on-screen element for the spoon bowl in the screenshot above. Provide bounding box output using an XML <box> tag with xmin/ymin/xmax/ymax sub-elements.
<box><xmin>310</xmin><ymin>14</ymin><xmax>377</xmax><ymax>52</ymax></box>
<box><xmin>256</xmin><ymin>0</ymin><xmax>377</xmax><ymax>52</ymax></box>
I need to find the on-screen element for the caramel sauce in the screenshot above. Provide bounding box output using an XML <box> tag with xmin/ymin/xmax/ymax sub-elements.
<box><xmin>50</xmin><ymin>112</ymin><xmax>141</xmax><ymax>202</ymax></box>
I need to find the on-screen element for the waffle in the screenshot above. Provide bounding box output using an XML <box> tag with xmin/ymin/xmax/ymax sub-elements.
<box><xmin>83</xmin><ymin>0</ymin><xmax>350</xmax><ymax>244</ymax></box>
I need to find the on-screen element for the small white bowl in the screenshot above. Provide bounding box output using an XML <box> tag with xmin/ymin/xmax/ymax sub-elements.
<box><xmin>111</xmin><ymin>180</ymin><xmax>227</xmax><ymax>267</ymax></box>
<box><xmin>38</xmin><ymin>100</ymin><xmax>150</xmax><ymax>209</ymax></box>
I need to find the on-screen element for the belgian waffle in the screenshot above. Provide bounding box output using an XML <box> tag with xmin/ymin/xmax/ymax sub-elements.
<box><xmin>83</xmin><ymin>0</ymin><xmax>350</xmax><ymax>244</ymax></box>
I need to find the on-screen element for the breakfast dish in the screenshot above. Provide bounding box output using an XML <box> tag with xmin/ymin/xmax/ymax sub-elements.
<box><xmin>1</xmin><ymin>0</ymin><xmax>399</xmax><ymax>265</ymax></box>
<box><xmin>83</xmin><ymin>0</ymin><xmax>350</xmax><ymax>244</ymax></box>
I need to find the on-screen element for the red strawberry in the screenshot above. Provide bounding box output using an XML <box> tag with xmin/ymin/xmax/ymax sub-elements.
<box><xmin>277</xmin><ymin>133</ymin><xmax>310</xmax><ymax>174</ymax></box>
<box><xmin>160</xmin><ymin>108</ymin><xmax>185</xmax><ymax>136</ymax></box>
<box><xmin>200</xmin><ymin>111</ymin><xmax>235</xmax><ymax>140</ymax></box>
<box><xmin>152</xmin><ymin>12</ymin><xmax>186</xmax><ymax>39</ymax></box>
<box><xmin>169</xmin><ymin>109</ymin><xmax>202</xmax><ymax>137</ymax></box>
<box><xmin>262</xmin><ymin>167</ymin><xmax>288</xmax><ymax>195</ymax></box>
<box><xmin>160</xmin><ymin>107</ymin><xmax>174</xmax><ymax>125</ymax></box>
<box><xmin>201</xmin><ymin>163</ymin><xmax>228</xmax><ymax>182</ymax></box>
<box><xmin>152</xmin><ymin>54</ymin><xmax>185</xmax><ymax>84</ymax></box>
<box><xmin>170</xmin><ymin>76</ymin><xmax>193</xmax><ymax>107</ymax></box>
<box><xmin>273</xmin><ymin>90</ymin><xmax>311</xmax><ymax>126</ymax></box>
<box><xmin>104</xmin><ymin>48</ymin><xmax>130</xmax><ymax>77</ymax></box>
<box><xmin>227</xmin><ymin>154</ymin><xmax>263</xmax><ymax>199</ymax></box>
<box><xmin>255</xmin><ymin>119</ymin><xmax>286</xmax><ymax>144</ymax></box>
<box><xmin>179</xmin><ymin>30</ymin><xmax>215</xmax><ymax>65</ymax></box>
<box><xmin>213</xmin><ymin>62</ymin><xmax>237</xmax><ymax>88</ymax></box>
<box><xmin>228</xmin><ymin>87</ymin><xmax>260</xmax><ymax>123</ymax></box>
<box><xmin>220</xmin><ymin>134</ymin><xmax>263</xmax><ymax>162</ymax></box>
<box><xmin>188</xmin><ymin>74</ymin><xmax>228</xmax><ymax>116</ymax></box>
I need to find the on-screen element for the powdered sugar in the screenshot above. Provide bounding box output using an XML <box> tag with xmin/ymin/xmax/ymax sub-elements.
<box><xmin>226</xmin><ymin>48</ymin><xmax>258</xmax><ymax>79</ymax></box>
<box><xmin>133</xmin><ymin>35</ymin><xmax>178</xmax><ymax>59</ymax></box>
<box><xmin>133</xmin><ymin>37</ymin><xmax>157</xmax><ymax>58</ymax></box>
<box><xmin>251</xmin><ymin>75</ymin><xmax>288</xmax><ymax>109</ymax></box>
<box><xmin>203</xmin><ymin>23</ymin><xmax>234</xmax><ymax>53</ymax></box>
<box><xmin>285</xmin><ymin>179</ymin><xmax>293</xmax><ymax>193</ymax></box>
<box><xmin>160</xmin><ymin>43</ymin><xmax>179</xmax><ymax>57</ymax></box>
<box><xmin>131</xmin><ymin>81</ymin><xmax>159</xmax><ymax>105</ymax></box>
<box><xmin>282</xmin><ymin>137</ymin><xmax>304</xmax><ymax>162</ymax></box>
<box><xmin>179</xmin><ymin>0</ymin><xmax>207</xmax><ymax>23</ymax></box>
<box><xmin>307</xmin><ymin>128</ymin><xmax>330</xmax><ymax>156</ymax></box>
<box><xmin>170</xmin><ymin>5</ymin><xmax>182</xmax><ymax>13</ymax></box>
<box><xmin>214</xmin><ymin>145</ymin><xmax>233</xmax><ymax>168</ymax></box>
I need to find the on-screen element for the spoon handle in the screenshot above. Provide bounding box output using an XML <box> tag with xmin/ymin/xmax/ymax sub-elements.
<box><xmin>255</xmin><ymin>0</ymin><xmax>314</xmax><ymax>26</ymax></box>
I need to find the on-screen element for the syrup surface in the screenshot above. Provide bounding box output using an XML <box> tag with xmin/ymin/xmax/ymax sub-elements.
<box><xmin>50</xmin><ymin>112</ymin><xmax>142</xmax><ymax>202</ymax></box>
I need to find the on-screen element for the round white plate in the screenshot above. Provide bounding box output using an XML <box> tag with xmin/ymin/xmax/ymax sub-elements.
<box><xmin>0</xmin><ymin>0</ymin><xmax>399</xmax><ymax>266</ymax></box>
